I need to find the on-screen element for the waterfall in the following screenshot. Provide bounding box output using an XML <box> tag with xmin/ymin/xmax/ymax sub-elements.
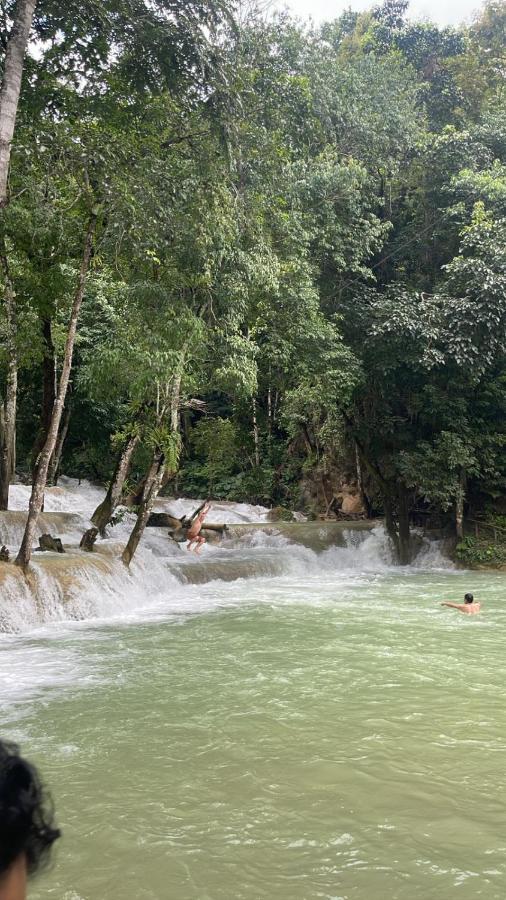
<box><xmin>0</xmin><ymin>479</ymin><xmax>452</xmax><ymax>633</ymax></box>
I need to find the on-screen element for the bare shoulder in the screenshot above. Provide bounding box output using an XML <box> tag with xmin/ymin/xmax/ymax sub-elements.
<box><xmin>441</xmin><ymin>601</ymin><xmax>481</xmax><ymax>614</ymax></box>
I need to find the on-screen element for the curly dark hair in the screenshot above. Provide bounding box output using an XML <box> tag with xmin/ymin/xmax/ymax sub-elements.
<box><xmin>0</xmin><ymin>740</ymin><xmax>60</xmax><ymax>878</ymax></box>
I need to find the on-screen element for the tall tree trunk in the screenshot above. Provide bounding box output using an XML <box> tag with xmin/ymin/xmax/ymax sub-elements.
<box><xmin>355</xmin><ymin>440</ymin><xmax>372</xmax><ymax>518</ymax></box>
<box><xmin>343</xmin><ymin>419</ymin><xmax>405</xmax><ymax>557</ymax></box>
<box><xmin>397</xmin><ymin>485</ymin><xmax>411</xmax><ymax>565</ymax></box>
<box><xmin>15</xmin><ymin>208</ymin><xmax>98</xmax><ymax>569</ymax></box>
<box><xmin>384</xmin><ymin>485</ymin><xmax>411</xmax><ymax>565</ymax></box>
<box><xmin>125</xmin><ymin>475</ymin><xmax>147</xmax><ymax>508</ymax></box>
<box><xmin>162</xmin><ymin>372</ymin><xmax>181</xmax><ymax>495</ymax></box>
<box><xmin>252</xmin><ymin>396</ymin><xmax>260</xmax><ymax>467</ymax></box>
<box><xmin>170</xmin><ymin>373</ymin><xmax>181</xmax><ymax>434</ymax></box>
<box><xmin>0</xmin><ymin>0</ymin><xmax>37</xmax><ymax>207</ymax></box>
<box><xmin>121</xmin><ymin>372</ymin><xmax>182</xmax><ymax>565</ymax></box>
<box><xmin>383</xmin><ymin>495</ymin><xmax>399</xmax><ymax>558</ymax></box>
<box><xmin>47</xmin><ymin>394</ymin><xmax>72</xmax><ymax>485</ymax></box>
<box><xmin>455</xmin><ymin>469</ymin><xmax>465</xmax><ymax>541</ymax></box>
<box><xmin>31</xmin><ymin>314</ymin><xmax>56</xmax><ymax>477</ymax></box>
<box><xmin>0</xmin><ymin>0</ymin><xmax>38</xmax><ymax>507</ymax></box>
<box><xmin>91</xmin><ymin>432</ymin><xmax>140</xmax><ymax>535</ymax></box>
<box><xmin>121</xmin><ymin>450</ymin><xmax>165</xmax><ymax>567</ymax></box>
<box><xmin>0</xmin><ymin>240</ymin><xmax>17</xmax><ymax>509</ymax></box>
<box><xmin>267</xmin><ymin>381</ymin><xmax>272</xmax><ymax>457</ymax></box>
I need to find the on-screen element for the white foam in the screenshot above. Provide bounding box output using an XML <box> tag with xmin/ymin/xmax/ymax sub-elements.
<box><xmin>0</xmin><ymin>482</ymin><xmax>452</xmax><ymax>635</ymax></box>
<box><xmin>156</xmin><ymin>495</ymin><xmax>274</xmax><ymax>524</ymax></box>
<box><xmin>9</xmin><ymin>476</ymin><xmax>104</xmax><ymax>516</ymax></box>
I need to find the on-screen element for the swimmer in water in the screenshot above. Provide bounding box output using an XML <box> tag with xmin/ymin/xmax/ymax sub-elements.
<box><xmin>441</xmin><ymin>592</ymin><xmax>481</xmax><ymax>615</ymax></box>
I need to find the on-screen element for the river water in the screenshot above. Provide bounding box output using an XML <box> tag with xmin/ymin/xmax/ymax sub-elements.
<box><xmin>1</xmin><ymin>481</ymin><xmax>505</xmax><ymax>900</ymax></box>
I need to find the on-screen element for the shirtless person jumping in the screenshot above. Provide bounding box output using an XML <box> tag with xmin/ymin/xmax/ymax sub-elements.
<box><xmin>186</xmin><ymin>502</ymin><xmax>211</xmax><ymax>554</ymax></box>
<box><xmin>441</xmin><ymin>592</ymin><xmax>481</xmax><ymax>615</ymax></box>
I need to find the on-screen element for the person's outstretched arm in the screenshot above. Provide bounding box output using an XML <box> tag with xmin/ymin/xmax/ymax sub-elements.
<box><xmin>441</xmin><ymin>602</ymin><xmax>466</xmax><ymax>611</ymax></box>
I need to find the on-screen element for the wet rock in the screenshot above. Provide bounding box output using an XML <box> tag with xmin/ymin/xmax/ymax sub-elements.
<box><xmin>80</xmin><ymin>527</ymin><xmax>99</xmax><ymax>552</ymax></box>
<box><xmin>147</xmin><ymin>512</ymin><xmax>182</xmax><ymax>529</ymax></box>
<box><xmin>267</xmin><ymin>506</ymin><xmax>295</xmax><ymax>522</ymax></box>
<box><xmin>340</xmin><ymin>493</ymin><xmax>365</xmax><ymax>516</ymax></box>
<box><xmin>0</xmin><ymin>545</ymin><xmax>10</xmax><ymax>562</ymax></box>
<box><xmin>169</xmin><ymin>527</ymin><xmax>188</xmax><ymax>543</ymax></box>
<box><xmin>37</xmin><ymin>533</ymin><xmax>65</xmax><ymax>553</ymax></box>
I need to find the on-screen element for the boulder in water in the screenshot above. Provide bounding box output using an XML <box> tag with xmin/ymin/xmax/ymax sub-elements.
<box><xmin>169</xmin><ymin>527</ymin><xmax>188</xmax><ymax>543</ymax></box>
<box><xmin>340</xmin><ymin>493</ymin><xmax>365</xmax><ymax>516</ymax></box>
<box><xmin>0</xmin><ymin>545</ymin><xmax>10</xmax><ymax>562</ymax></box>
<box><xmin>267</xmin><ymin>506</ymin><xmax>295</xmax><ymax>522</ymax></box>
<box><xmin>37</xmin><ymin>533</ymin><xmax>65</xmax><ymax>553</ymax></box>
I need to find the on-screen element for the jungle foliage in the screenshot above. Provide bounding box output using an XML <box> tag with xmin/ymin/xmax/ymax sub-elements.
<box><xmin>1</xmin><ymin>0</ymin><xmax>505</xmax><ymax>562</ymax></box>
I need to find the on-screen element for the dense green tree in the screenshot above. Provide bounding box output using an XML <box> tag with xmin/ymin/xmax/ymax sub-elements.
<box><xmin>1</xmin><ymin>0</ymin><xmax>505</xmax><ymax>568</ymax></box>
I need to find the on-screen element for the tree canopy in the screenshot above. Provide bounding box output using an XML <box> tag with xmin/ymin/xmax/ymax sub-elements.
<box><xmin>1</xmin><ymin>0</ymin><xmax>505</xmax><ymax>563</ymax></box>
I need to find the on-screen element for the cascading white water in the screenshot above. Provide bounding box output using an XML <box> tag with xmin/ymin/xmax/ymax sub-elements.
<box><xmin>8</xmin><ymin>476</ymin><xmax>106</xmax><ymax>516</ymax></box>
<box><xmin>0</xmin><ymin>479</ymin><xmax>451</xmax><ymax>633</ymax></box>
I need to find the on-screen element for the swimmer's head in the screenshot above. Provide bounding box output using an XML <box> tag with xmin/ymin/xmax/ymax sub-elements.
<box><xmin>464</xmin><ymin>593</ymin><xmax>474</xmax><ymax>604</ymax></box>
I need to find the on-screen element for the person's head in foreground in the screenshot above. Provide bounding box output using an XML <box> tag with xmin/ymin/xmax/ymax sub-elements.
<box><xmin>464</xmin><ymin>592</ymin><xmax>474</xmax><ymax>603</ymax></box>
<box><xmin>0</xmin><ymin>741</ymin><xmax>60</xmax><ymax>900</ymax></box>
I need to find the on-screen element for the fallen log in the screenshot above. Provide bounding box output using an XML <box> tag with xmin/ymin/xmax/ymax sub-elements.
<box><xmin>201</xmin><ymin>523</ymin><xmax>229</xmax><ymax>534</ymax></box>
<box><xmin>146</xmin><ymin>503</ymin><xmax>228</xmax><ymax>538</ymax></box>
<box><xmin>167</xmin><ymin>523</ymin><xmax>229</xmax><ymax>543</ymax></box>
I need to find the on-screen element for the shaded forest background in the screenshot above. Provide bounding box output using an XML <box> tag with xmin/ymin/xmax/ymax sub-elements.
<box><xmin>1</xmin><ymin>0</ymin><xmax>505</xmax><ymax>565</ymax></box>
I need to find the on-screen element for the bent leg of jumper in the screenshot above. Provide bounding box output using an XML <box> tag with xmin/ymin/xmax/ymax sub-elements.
<box><xmin>194</xmin><ymin>535</ymin><xmax>206</xmax><ymax>554</ymax></box>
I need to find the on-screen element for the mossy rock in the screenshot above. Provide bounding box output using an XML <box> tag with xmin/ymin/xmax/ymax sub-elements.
<box><xmin>267</xmin><ymin>506</ymin><xmax>295</xmax><ymax>522</ymax></box>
